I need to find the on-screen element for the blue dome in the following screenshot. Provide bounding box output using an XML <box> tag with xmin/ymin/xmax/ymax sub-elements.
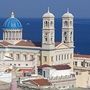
<box><xmin>3</xmin><ymin>12</ymin><xmax>22</xmax><ymax>30</ymax></box>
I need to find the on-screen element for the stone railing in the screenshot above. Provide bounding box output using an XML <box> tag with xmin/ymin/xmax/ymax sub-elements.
<box><xmin>49</xmin><ymin>74</ymin><xmax>75</xmax><ymax>82</ymax></box>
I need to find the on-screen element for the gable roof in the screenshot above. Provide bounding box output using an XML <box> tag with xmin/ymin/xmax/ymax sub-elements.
<box><xmin>55</xmin><ymin>42</ymin><xmax>69</xmax><ymax>49</ymax></box>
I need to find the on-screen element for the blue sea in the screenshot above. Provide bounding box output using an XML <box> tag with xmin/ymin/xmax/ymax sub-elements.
<box><xmin>0</xmin><ymin>18</ymin><xmax>90</xmax><ymax>55</ymax></box>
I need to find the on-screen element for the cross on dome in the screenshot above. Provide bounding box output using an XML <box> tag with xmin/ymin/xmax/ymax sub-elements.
<box><xmin>11</xmin><ymin>12</ymin><xmax>15</xmax><ymax>18</ymax></box>
<box><xmin>43</xmin><ymin>7</ymin><xmax>54</xmax><ymax>18</ymax></box>
<box><xmin>67</xmin><ymin>8</ymin><xmax>69</xmax><ymax>13</ymax></box>
<box><xmin>48</xmin><ymin>7</ymin><xmax>50</xmax><ymax>13</ymax></box>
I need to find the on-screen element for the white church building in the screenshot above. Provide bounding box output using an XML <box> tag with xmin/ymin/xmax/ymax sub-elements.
<box><xmin>0</xmin><ymin>8</ymin><xmax>74</xmax><ymax>71</ymax></box>
<box><xmin>0</xmin><ymin>8</ymin><xmax>90</xmax><ymax>89</ymax></box>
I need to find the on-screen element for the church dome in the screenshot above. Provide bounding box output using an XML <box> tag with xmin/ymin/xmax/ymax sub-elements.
<box><xmin>43</xmin><ymin>8</ymin><xmax>54</xmax><ymax>18</ymax></box>
<box><xmin>3</xmin><ymin>12</ymin><xmax>22</xmax><ymax>30</ymax></box>
<box><xmin>62</xmin><ymin>9</ymin><xmax>74</xmax><ymax>18</ymax></box>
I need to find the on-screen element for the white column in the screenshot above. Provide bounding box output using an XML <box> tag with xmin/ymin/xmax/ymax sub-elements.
<box><xmin>17</xmin><ymin>31</ymin><xmax>19</xmax><ymax>40</ymax></box>
<box><xmin>7</xmin><ymin>31</ymin><xmax>8</xmax><ymax>40</ymax></box>
<box><xmin>20</xmin><ymin>31</ymin><xmax>22</xmax><ymax>40</ymax></box>
<box><xmin>14</xmin><ymin>31</ymin><xmax>16</xmax><ymax>40</ymax></box>
<box><xmin>10</xmin><ymin>31</ymin><xmax>12</xmax><ymax>40</ymax></box>
<box><xmin>15</xmin><ymin>31</ymin><xmax>17</xmax><ymax>40</ymax></box>
<box><xmin>21</xmin><ymin>30</ymin><xmax>22</xmax><ymax>40</ymax></box>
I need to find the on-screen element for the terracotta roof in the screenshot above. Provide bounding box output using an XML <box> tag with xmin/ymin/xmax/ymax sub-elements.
<box><xmin>0</xmin><ymin>41</ymin><xmax>12</xmax><ymax>46</ymax></box>
<box><xmin>74</xmin><ymin>54</ymin><xmax>90</xmax><ymax>58</ymax></box>
<box><xmin>19</xmin><ymin>69</ymin><xmax>32</xmax><ymax>72</ymax></box>
<box><xmin>0</xmin><ymin>40</ymin><xmax>60</xmax><ymax>47</ymax></box>
<box><xmin>38</xmin><ymin>64</ymin><xmax>51</xmax><ymax>69</ymax></box>
<box><xmin>52</xmin><ymin>64</ymin><xmax>71</xmax><ymax>70</ymax></box>
<box><xmin>15</xmin><ymin>40</ymin><xmax>41</xmax><ymax>47</ymax></box>
<box><xmin>25</xmin><ymin>79</ymin><xmax>51</xmax><ymax>86</ymax></box>
<box><xmin>38</xmin><ymin>64</ymin><xmax>71</xmax><ymax>70</ymax></box>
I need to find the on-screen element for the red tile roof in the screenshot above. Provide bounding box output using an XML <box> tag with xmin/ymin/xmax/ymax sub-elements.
<box><xmin>38</xmin><ymin>64</ymin><xmax>51</xmax><ymax>69</ymax></box>
<box><xmin>52</xmin><ymin>64</ymin><xmax>71</xmax><ymax>70</ymax></box>
<box><xmin>15</xmin><ymin>40</ymin><xmax>40</xmax><ymax>47</ymax></box>
<box><xmin>38</xmin><ymin>64</ymin><xmax>71</xmax><ymax>70</ymax></box>
<box><xmin>0</xmin><ymin>41</ymin><xmax>12</xmax><ymax>46</ymax></box>
<box><xmin>26</xmin><ymin>79</ymin><xmax>51</xmax><ymax>86</ymax></box>
<box><xmin>18</xmin><ymin>69</ymin><xmax>32</xmax><ymax>72</ymax></box>
<box><xmin>0</xmin><ymin>40</ymin><xmax>61</xmax><ymax>47</ymax></box>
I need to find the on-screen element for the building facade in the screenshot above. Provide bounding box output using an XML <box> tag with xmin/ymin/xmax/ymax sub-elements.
<box><xmin>38</xmin><ymin>64</ymin><xmax>76</xmax><ymax>90</ymax></box>
<box><xmin>0</xmin><ymin>9</ymin><xmax>74</xmax><ymax>69</ymax></box>
<box><xmin>73</xmin><ymin>54</ymin><xmax>90</xmax><ymax>88</ymax></box>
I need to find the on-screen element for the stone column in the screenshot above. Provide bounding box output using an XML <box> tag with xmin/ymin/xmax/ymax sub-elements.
<box><xmin>21</xmin><ymin>31</ymin><xmax>22</xmax><ymax>40</ymax></box>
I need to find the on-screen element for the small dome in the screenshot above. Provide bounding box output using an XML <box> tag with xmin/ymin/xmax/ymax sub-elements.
<box><xmin>62</xmin><ymin>9</ymin><xmax>74</xmax><ymax>18</ymax></box>
<box><xmin>3</xmin><ymin>12</ymin><xmax>22</xmax><ymax>30</ymax></box>
<box><xmin>43</xmin><ymin>8</ymin><xmax>54</xmax><ymax>18</ymax></box>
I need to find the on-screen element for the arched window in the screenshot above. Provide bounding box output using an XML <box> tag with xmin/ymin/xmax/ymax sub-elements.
<box><xmin>10</xmin><ymin>53</ymin><xmax>13</xmax><ymax>57</ymax></box>
<box><xmin>67</xmin><ymin>54</ymin><xmax>69</xmax><ymax>59</ymax></box>
<box><xmin>64</xmin><ymin>32</ymin><xmax>67</xmax><ymax>36</ymax></box>
<box><xmin>16</xmin><ymin>54</ymin><xmax>20</xmax><ymax>60</ymax></box>
<box><xmin>70</xmin><ymin>32</ymin><xmax>72</xmax><ymax>35</ymax></box>
<box><xmin>65</xmin><ymin>37</ymin><xmax>67</xmax><ymax>41</ymax></box>
<box><xmin>45</xmin><ymin>21</ymin><xmax>48</xmax><ymax>27</ymax></box>
<box><xmin>70</xmin><ymin>54</ymin><xmax>72</xmax><ymax>59</ymax></box>
<box><xmin>70</xmin><ymin>32</ymin><xmax>72</xmax><ymax>41</ymax></box>
<box><xmin>64</xmin><ymin>54</ymin><xmax>66</xmax><ymax>60</ymax></box>
<box><xmin>44</xmin><ymin>21</ymin><xmax>49</xmax><ymax>27</ymax></box>
<box><xmin>50</xmin><ymin>21</ymin><xmax>53</xmax><ymax>26</ymax></box>
<box><xmin>70</xmin><ymin>21</ymin><xmax>72</xmax><ymax>26</ymax></box>
<box><xmin>62</xmin><ymin>55</ymin><xmax>63</xmax><ymax>60</ymax></box>
<box><xmin>64</xmin><ymin>21</ymin><xmax>68</xmax><ymax>26</ymax></box>
<box><xmin>23</xmin><ymin>54</ymin><xmax>27</xmax><ymax>61</ymax></box>
<box><xmin>45</xmin><ymin>37</ymin><xmax>47</xmax><ymax>42</ymax></box>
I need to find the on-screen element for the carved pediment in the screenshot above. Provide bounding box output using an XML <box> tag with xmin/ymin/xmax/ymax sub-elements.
<box><xmin>55</xmin><ymin>43</ymin><xmax>69</xmax><ymax>49</ymax></box>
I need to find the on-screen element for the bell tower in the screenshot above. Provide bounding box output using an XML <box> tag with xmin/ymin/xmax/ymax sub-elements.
<box><xmin>42</xmin><ymin>8</ymin><xmax>55</xmax><ymax>49</ymax></box>
<box><xmin>41</xmin><ymin>8</ymin><xmax>55</xmax><ymax>66</ymax></box>
<box><xmin>62</xmin><ymin>9</ymin><xmax>74</xmax><ymax>47</ymax></box>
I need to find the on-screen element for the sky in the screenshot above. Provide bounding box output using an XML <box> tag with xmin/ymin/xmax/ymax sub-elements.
<box><xmin>0</xmin><ymin>0</ymin><xmax>90</xmax><ymax>18</ymax></box>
